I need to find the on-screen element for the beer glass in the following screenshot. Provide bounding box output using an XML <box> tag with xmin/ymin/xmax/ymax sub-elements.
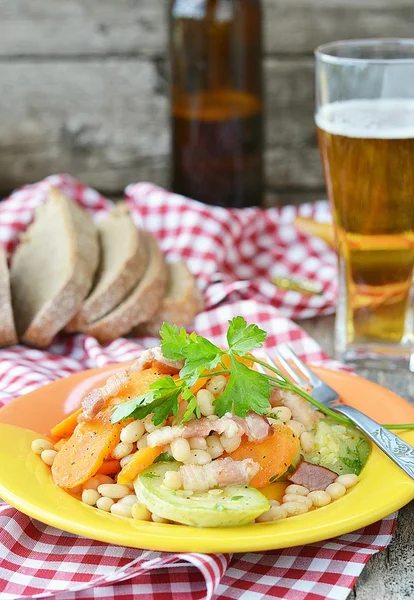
<box><xmin>315</xmin><ymin>39</ymin><xmax>414</xmax><ymax>371</ymax></box>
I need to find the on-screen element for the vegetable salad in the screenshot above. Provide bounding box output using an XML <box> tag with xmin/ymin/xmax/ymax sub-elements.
<box><xmin>32</xmin><ymin>318</ymin><xmax>370</xmax><ymax>527</ymax></box>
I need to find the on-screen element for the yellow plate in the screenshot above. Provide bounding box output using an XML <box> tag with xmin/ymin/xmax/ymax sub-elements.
<box><xmin>0</xmin><ymin>364</ymin><xmax>414</xmax><ymax>553</ymax></box>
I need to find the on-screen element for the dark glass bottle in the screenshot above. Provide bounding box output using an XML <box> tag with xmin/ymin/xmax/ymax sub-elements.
<box><xmin>170</xmin><ymin>0</ymin><xmax>264</xmax><ymax>208</ymax></box>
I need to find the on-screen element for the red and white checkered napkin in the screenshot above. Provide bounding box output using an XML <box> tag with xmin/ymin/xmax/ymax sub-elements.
<box><xmin>0</xmin><ymin>175</ymin><xmax>395</xmax><ymax>600</ymax></box>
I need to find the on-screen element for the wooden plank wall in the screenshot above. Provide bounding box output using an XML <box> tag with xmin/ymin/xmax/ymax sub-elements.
<box><xmin>0</xmin><ymin>0</ymin><xmax>413</xmax><ymax>203</ymax></box>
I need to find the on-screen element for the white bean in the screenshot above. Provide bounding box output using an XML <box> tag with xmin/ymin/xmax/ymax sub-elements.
<box><xmin>300</xmin><ymin>431</ymin><xmax>315</xmax><ymax>453</ymax></box>
<box><xmin>184</xmin><ymin>449</ymin><xmax>212</xmax><ymax>465</ymax></box>
<box><xmin>283</xmin><ymin>501</ymin><xmax>309</xmax><ymax>516</ymax></box>
<box><xmin>120</xmin><ymin>420</ymin><xmax>145</xmax><ymax>444</ymax></box>
<box><xmin>171</xmin><ymin>438</ymin><xmax>191</xmax><ymax>462</ymax></box>
<box><xmin>137</xmin><ymin>434</ymin><xmax>148</xmax><ymax>449</ymax></box>
<box><xmin>308</xmin><ymin>490</ymin><xmax>331</xmax><ymax>507</ymax></box>
<box><xmin>196</xmin><ymin>389</ymin><xmax>215</xmax><ymax>416</ymax></box>
<box><xmin>267</xmin><ymin>418</ymin><xmax>284</xmax><ymax>426</ymax></box>
<box><xmin>282</xmin><ymin>494</ymin><xmax>312</xmax><ymax>509</ymax></box>
<box><xmin>110</xmin><ymin>503</ymin><xmax>132</xmax><ymax>518</ymax></box>
<box><xmin>151</xmin><ymin>513</ymin><xmax>169</xmax><ymax>523</ymax></box>
<box><xmin>120</xmin><ymin>453</ymin><xmax>136</xmax><ymax>468</ymax></box>
<box><xmin>131</xmin><ymin>502</ymin><xmax>152</xmax><ymax>521</ymax></box>
<box><xmin>220</xmin><ymin>434</ymin><xmax>242</xmax><ymax>454</ymax></box>
<box><xmin>147</xmin><ymin>427</ymin><xmax>175</xmax><ymax>448</ymax></box>
<box><xmin>285</xmin><ymin>484</ymin><xmax>309</xmax><ymax>496</ymax></box>
<box><xmin>40</xmin><ymin>449</ymin><xmax>57</xmax><ymax>466</ymax></box>
<box><xmin>325</xmin><ymin>482</ymin><xmax>346</xmax><ymax>500</ymax></box>
<box><xmin>206</xmin><ymin>434</ymin><xmax>224</xmax><ymax>459</ymax></box>
<box><xmin>206</xmin><ymin>375</ymin><xmax>227</xmax><ymax>397</ymax></box>
<box><xmin>96</xmin><ymin>497</ymin><xmax>114</xmax><ymax>512</ymax></box>
<box><xmin>189</xmin><ymin>436</ymin><xmax>207</xmax><ymax>450</ymax></box>
<box><xmin>144</xmin><ymin>415</ymin><xmax>164</xmax><ymax>433</ymax></box>
<box><xmin>82</xmin><ymin>489</ymin><xmax>100</xmax><ymax>506</ymax></box>
<box><xmin>112</xmin><ymin>442</ymin><xmax>134</xmax><ymax>460</ymax></box>
<box><xmin>119</xmin><ymin>494</ymin><xmax>139</xmax><ymax>507</ymax></box>
<box><xmin>257</xmin><ymin>505</ymin><xmax>288</xmax><ymax>522</ymax></box>
<box><xmin>163</xmin><ymin>471</ymin><xmax>183</xmax><ymax>490</ymax></box>
<box><xmin>31</xmin><ymin>438</ymin><xmax>54</xmax><ymax>455</ymax></box>
<box><xmin>286</xmin><ymin>420</ymin><xmax>306</xmax><ymax>437</ymax></box>
<box><xmin>97</xmin><ymin>483</ymin><xmax>130</xmax><ymax>499</ymax></box>
<box><xmin>335</xmin><ymin>474</ymin><xmax>359</xmax><ymax>489</ymax></box>
<box><xmin>268</xmin><ymin>406</ymin><xmax>292</xmax><ymax>423</ymax></box>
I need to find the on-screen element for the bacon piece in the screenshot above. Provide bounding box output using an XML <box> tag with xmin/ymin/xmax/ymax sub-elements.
<box><xmin>146</xmin><ymin>413</ymin><xmax>270</xmax><ymax>448</ymax></box>
<box><xmin>128</xmin><ymin>346</ymin><xmax>184</xmax><ymax>375</ymax></box>
<box><xmin>287</xmin><ymin>461</ymin><xmax>337</xmax><ymax>491</ymax></box>
<box><xmin>180</xmin><ymin>457</ymin><xmax>260</xmax><ymax>492</ymax></box>
<box><xmin>241</xmin><ymin>412</ymin><xmax>270</xmax><ymax>442</ymax></box>
<box><xmin>270</xmin><ymin>388</ymin><xmax>319</xmax><ymax>431</ymax></box>
<box><xmin>80</xmin><ymin>369</ymin><xmax>129</xmax><ymax>421</ymax></box>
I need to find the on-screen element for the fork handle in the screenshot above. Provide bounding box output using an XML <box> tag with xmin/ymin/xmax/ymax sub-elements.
<box><xmin>334</xmin><ymin>404</ymin><xmax>414</xmax><ymax>481</ymax></box>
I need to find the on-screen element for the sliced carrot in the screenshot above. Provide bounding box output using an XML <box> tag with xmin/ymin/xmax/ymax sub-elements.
<box><xmin>51</xmin><ymin>410</ymin><xmax>122</xmax><ymax>489</ymax></box>
<box><xmin>54</xmin><ymin>438</ymin><xmax>69</xmax><ymax>451</ymax></box>
<box><xmin>97</xmin><ymin>459</ymin><xmax>121</xmax><ymax>475</ymax></box>
<box><xmin>117</xmin><ymin>446</ymin><xmax>163</xmax><ymax>485</ymax></box>
<box><xmin>51</xmin><ymin>368</ymin><xmax>165</xmax><ymax>489</ymax></box>
<box><xmin>117</xmin><ymin>367</ymin><xmax>166</xmax><ymax>402</ymax></box>
<box><xmin>50</xmin><ymin>408</ymin><xmax>82</xmax><ymax>439</ymax></box>
<box><xmin>230</xmin><ymin>424</ymin><xmax>301</xmax><ymax>488</ymax></box>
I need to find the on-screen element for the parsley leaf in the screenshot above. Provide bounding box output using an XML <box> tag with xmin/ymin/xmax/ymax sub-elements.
<box><xmin>160</xmin><ymin>323</ymin><xmax>196</xmax><ymax>361</ymax></box>
<box><xmin>179</xmin><ymin>336</ymin><xmax>223</xmax><ymax>381</ymax></box>
<box><xmin>227</xmin><ymin>317</ymin><xmax>267</xmax><ymax>356</ymax></box>
<box><xmin>214</xmin><ymin>354</ymin><xmax>271</xmax><ymax>417</ymax></box>
<box><xmin>111</xmin><ymin>376</ymin><xmax>182</xmax><ymax>426</ymax></box>
<box><xmin>111</xmin><ymin>391</ymin><xmax>155</xmax><ymax>423</ymax></box>
<box><xmin>179</xmin><ymin>386</ymin><xmax>200</xmax><ymax>424</ymax></box>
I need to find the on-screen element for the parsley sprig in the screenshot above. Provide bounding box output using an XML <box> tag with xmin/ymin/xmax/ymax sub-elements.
<box><xmin>112</xmin><ymin>317</ymin><xmax>270</xmax><ymax>425</ymax></box>
<box><xmin>111</xmin><ymin>317</ymin><xmax>414</xmax><ymax>431</ymax></box>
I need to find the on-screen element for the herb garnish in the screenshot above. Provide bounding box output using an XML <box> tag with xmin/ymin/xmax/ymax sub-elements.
<box><xmin>111</xmin><ymin>317</ymin><xmax>414</xmax><ymax>431</ymax></box>
<box><xmin>112</xmin><ymin>317</ymin><xmax>270</xmax><ymax>425</ymax></box>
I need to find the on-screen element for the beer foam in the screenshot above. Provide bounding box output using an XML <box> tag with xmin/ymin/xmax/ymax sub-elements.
<box><xmin>316</xmin><ymin>99</ymin><xmax>414</xmax><ymax>139</ymax></box>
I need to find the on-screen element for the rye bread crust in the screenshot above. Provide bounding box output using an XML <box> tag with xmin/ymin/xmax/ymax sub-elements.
<box><xmin>11</xmin><ymin>188</ymin><xmax>99</xmax><ymax>348</ymax></box>
<box><xmin>66</xmin><ymin>203</ymin><xmax>147</xmax><ymax>332</ymax></box>
<box><xmin>82</xmin><ymin>232</ymin><xmax>167</xmax><ymax>343</ymax></box>
<box><xmin>133</xmin><ymin>261</ymin><xmax>204</xmax><ymax>337</ymax></box>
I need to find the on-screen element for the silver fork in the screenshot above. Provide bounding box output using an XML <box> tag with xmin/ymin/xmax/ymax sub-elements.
<box><xmin>261</xmin><ymin>345</ymin><xmax>414</xmax><ymax>481</ymax></box>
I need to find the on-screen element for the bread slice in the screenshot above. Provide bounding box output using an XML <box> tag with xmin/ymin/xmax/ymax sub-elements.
<box><xmin>82</xmin><ymin>232</ymin><xmax>168</xmax><ymax>343</ymax></box>
<box><xmin>10</xmin><ymin>187</ymin><xmax>99</xmax><ymax>348</ymax></box>
<box><xmin>0</xmin><ymin>247</ymin><xmax>18</xmax><ymax>347</ymax></box>
<box><xmin>66</xmin><ymin>203</ymin><xmax>146</xmax><ymax>332</ymax></box>
<box><xmin>132</xmin><ymin>261</ymin><xmax>204</xmax><ymax>337</ymax></box>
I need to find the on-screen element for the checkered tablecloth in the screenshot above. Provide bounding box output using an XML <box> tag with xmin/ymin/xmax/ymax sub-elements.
<box><xmin>0</xmin><ymin>175</ymin><xmax>396</xmax><ymax>600</ymax></box>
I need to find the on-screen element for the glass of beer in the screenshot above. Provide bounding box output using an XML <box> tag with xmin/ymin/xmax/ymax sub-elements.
<box><xmin>315</xmin><ymin>39</ymin><xmax>414</xmax><ymax>371</ymax></box>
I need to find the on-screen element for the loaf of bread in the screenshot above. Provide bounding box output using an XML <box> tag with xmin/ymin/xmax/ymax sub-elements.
<box><xmin>66</xmin><ymin>203</ymin><xmax>146</xmax><ymax>332</ymax></box>
<box><xmin>0</xmin><ymin>247</ymin><xmax>18</xmax><ymax>347</ymax></box>
<box><xmin>82</xmin><ymin>232</ymin><xmax>168</xmax><ymax>343</ymax></box>
<box><xmin>132</xmin><ymin>261</ymin><xmax>203</xmax><ymax>337</ymax></box>
<box><xmin>10</xmin><ymin>188</ymin><xmax>99</xmax><ymax>347</ymax></box>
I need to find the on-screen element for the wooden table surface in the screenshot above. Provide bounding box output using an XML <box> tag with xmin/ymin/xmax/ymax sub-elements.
<box><xmin>300</xmin><ymin>315</ymin><xmax>414</xmax><ymax>600</ymax></box>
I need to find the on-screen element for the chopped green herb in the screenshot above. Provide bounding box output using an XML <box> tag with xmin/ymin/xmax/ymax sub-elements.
<box><xmin>141</xmin><ymin>472</ymin><xmax>160</xmax><ymax>479</ymax></box>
